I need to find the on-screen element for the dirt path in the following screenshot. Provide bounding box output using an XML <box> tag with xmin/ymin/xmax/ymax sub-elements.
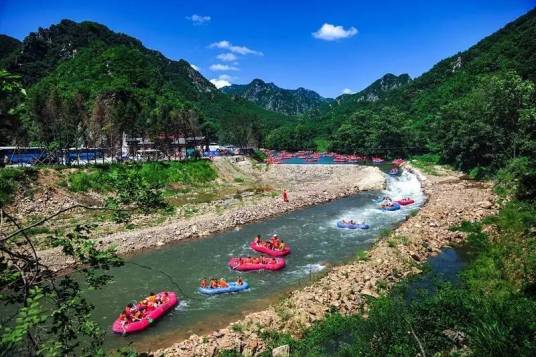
<box><xmin>153</xmin><ymin>166</ymin><xmax>497</xmax><ymax>356</ymax></box>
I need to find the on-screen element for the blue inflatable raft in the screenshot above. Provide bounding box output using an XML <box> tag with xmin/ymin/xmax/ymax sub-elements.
<box><xmin>380</xmin><ymin>202</ymin><xmax>401</xmax><ymax>211</ymax></box>
<box><xmin>198</xmin><ymin>281</ymin><xmax>249</xmax><ymax>295</ymax></box>
<box><xmin>388</xmin><ymin>168</ymin><xmax>401</xmax><ymax>176</ymax></box>
<box><xmin>336</xmin><ymin>221</ymin><xmax>370</xmax><ymax>229</ymax></box>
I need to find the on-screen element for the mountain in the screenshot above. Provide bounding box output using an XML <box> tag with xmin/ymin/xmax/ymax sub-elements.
<box><xmin>222</xmin><ymin>79</ymin><xmax>333</xmax><ymax>116</ymax></box>
<box><xmin>0</xmin><ymin>34</ymin><xmax>21</xmax><ymax>64</ymax></box>
<box><xmin>0</xmin><ymin>20</ymin><xmax>292</xmax><ymax>146</ymax></box>
<box><xmin>337</xmin><ymin>73</ymin><xmax>411</xmax><ymax>103</ymax></box>
<box><xmin>323</xmin><ymin>7</ymin><xmax>536</xmax><ymax>131</ymax></box>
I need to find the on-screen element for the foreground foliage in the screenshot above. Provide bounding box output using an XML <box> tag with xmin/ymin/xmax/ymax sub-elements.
<box><xmin>0</xmin><ymin>224</ymin><xmax>123</xmax><ymax>356</ymax></box>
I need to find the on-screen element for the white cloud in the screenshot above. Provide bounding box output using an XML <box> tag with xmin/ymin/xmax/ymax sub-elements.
<box><xmin>210</xmin><ymin>74</ymin><xmax>235</xmax><ymax>88</ymax></box>
<box><xmin>210</xmin><ymin>79</ymin><xmax>231</xmax><ymax>88</ymax></box>
<box><xmin>217</xmin><ymin>52</ymin><xmax>238</xmax><ymax>62</ymax></box>
<box><xmin>209</xmin><ymin>40</ymin><xmax>263</xmax><ymax>56</ymax></box>
<box><xmin>217</xmin><ymin>74</ymin><xmax>233</xmax><ymax>81</ymax></box>
<box><xmin>313</xmin><ymin>23</ymin><xmax>358</xmax><ymax>41</ymax></box>
<box><xmin>190</xmin><ymin>64</ymin><xmax>200</xmax><ymax>71</ymax></box>
<box><xmin>341</xmin><ymin>88</ymin><xmax>355</xmax><ymax>94</ymax></box>
<box><xmin>209</xmin><ymin>63</ymin><xmax>239</xmax><ymax>71</ymax></box>
<box><xmin>186</xmin><ymin>14</ymin><xmax>211</xmax><ymax>25</ymax></box>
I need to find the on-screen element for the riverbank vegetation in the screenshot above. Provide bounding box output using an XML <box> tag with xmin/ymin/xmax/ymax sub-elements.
<box><xmin>66</xmin><ymin>160</ymin><xmax>217</xmax><ymax>192</ymax></box>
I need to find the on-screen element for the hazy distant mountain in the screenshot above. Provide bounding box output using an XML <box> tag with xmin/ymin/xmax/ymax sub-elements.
<box><xmin>222</xmin><ymin>79</ymin><xmax>333</xmax><ymax>116</ymax></box>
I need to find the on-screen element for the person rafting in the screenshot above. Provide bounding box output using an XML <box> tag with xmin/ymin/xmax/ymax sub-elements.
<box><xmin>380</xmin><ymin>196</ymin><xmax>393</xmax><ymax>208</ymax></box>
<box><xmin>236</xmin><ymin>276</ymin><xmax>244</xmax><ymax>285</ymax></box>
<box><xmin>200</xmin><ymin>278</ymin><xmax>208</xmax><ymax>288</ymax></box>
<box><xmin>210</xmin><ymin>279</ymin><xmax>218</xmax><ymax>288</ymax></box>
<box><xmin>218</xmin><ymin>278</ymin><xmax>229</xmax><ymax>288</ymax></box>
<box><xmin>279</xmin><ymin>241</ymin><xmax>286</xmax><ymax>251</ymax></box>
<box><xmin>147</xmin><ymin>292</ymin><xmax>157</xmax><ymax>304</ymax></box>
<box><xmin>161</xmin><ymin>292</ymin><xmax>170</xmax><ymax>304</ymax></box>
<box><xmin>271</xmin><ymin>234</ymin><xmax>280</xmax><ymax>247</ymax></box>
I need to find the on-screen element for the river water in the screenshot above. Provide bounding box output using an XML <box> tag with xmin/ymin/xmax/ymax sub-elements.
<box><xmin>82</xmin><ymin>168</ymin><xmax>425</xmax><ymax>351</ymax></box>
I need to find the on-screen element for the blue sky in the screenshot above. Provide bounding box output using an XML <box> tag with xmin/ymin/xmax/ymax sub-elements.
<box><xmin>1</xmin><ymin>0</ymin><xmax>534</xmax><ymax>97</ymax></box>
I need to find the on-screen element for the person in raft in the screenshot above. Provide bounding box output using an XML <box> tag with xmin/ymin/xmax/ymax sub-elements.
<box><xmin>209</xmin><ymin>279</ymin><xmax>218</xmax><ymax>288</ymax></box>
<box><xmin>254</xmin><ymin>235</ymin><xmax>262</xmax><ymax>244</ymax></box>
<box><xmin>200</xmin><ymin>278</ymin><xmax>208</xmax><ymax>288</ymax></box>
<box><xmin>270</xmin><ymin>234</ymin><xmax>280</xmax><ymax>247</ymax></box>
<box><xmin>380</xmin><ymin>196</ymin><xmax>393</xmax><ymax>208</ymax></box>
<box><xmin>119</xmin><ymin>292</ymin><xmax>170</xmax><ymax>325</ymax></box>
<box><xmin>219</xmin><ymin>278</ymin><xmax>229</xmax><ymax>288</ymax></box>
<box><xmin>236</xmin><ymin>276</ymin><xmax>244</xmax><ymax>285</ymax></box>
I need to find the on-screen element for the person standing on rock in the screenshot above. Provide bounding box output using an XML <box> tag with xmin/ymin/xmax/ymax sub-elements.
<box><xmin>283</xmin><ymin>189</ymin><xmax>289</xmax><ymax>202</ymax></box>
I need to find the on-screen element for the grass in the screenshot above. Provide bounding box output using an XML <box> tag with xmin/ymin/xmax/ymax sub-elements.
<box><xmin>387</xmin><ymin>234</ymin><xmax>409</xmax><ymax>247</ymax></box>
<box><xmin>355</xmin><ymin>250</ymin><xmax>369</xmax><ymax>262</ymax></box>
<box><xmin>66</xmin><ymin>160</ymin><xmax>217</xmax><ymax>192</ymax></box>
<box><xmin>409</xmin><ymin>153</ymin><xmax>443</xmax><ymax>175</ymax></box>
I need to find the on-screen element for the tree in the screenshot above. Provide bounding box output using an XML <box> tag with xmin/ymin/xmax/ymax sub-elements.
<box><xmin>436</xmin><ymin>71</ymin><xmax>535</xmax><ymax>171</ymax></box>
<box><xmin>0</xmin><ymin>70</ymin><xmax>26</xmax><ymax>145</ymax></box>
<box><xmin>329</xmin><ymin>107</ymin><xmax>409</xmax><ymax>156</ymax></box>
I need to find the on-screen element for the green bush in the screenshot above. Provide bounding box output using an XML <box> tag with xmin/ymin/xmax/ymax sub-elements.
<box><xmin>251</xmin><ymin>150</ymin><xmax>267</xmax><ymax>163</ymax></box>
<box><xmin>495</xmin><ymin>157</ymin><xmax>536</xmax><ymax>201</ymax></box>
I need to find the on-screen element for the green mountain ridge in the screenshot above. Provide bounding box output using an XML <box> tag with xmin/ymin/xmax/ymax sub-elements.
<box><xmin>222</xmin><ymin>78</ymin><xmax>333</xmax><ymax>116</ymax></box>
<box><xmin>0</xmin><ymin>19</ymin><xmax>292</xmax><ymax>147</ymax></box>
<box><xmin>291</xmin><ymin>7</ymin><xmax>536</xmax><ymax>160</ymax></box>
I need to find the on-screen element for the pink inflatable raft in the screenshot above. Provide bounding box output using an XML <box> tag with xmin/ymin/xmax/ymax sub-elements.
<box><xmin>396</xmin><ymin>198</ymin><xmax>415</xmax><ymax>206</ymax></box>
<box><xmin>228</xmin><ymin>257</ymin><xmax>286</xmax><ymax>271</ymax></box>
<box><xmin>250</xmin><ymin>241</ymin><xmax>291</xmax><ymax>257</ymax></box>
<box><xmin>112</xmin><ymin>291</ymin><xmax>178</xmax><ymax>335</ymax></box>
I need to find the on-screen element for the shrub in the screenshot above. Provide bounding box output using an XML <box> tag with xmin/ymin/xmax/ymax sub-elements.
<box><xmin>495</xmin><ymin>156</ymin><xmax>536</xmax><ymax>201</ymax></box>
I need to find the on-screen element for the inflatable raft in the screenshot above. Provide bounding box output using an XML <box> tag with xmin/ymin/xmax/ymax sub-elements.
<box><xmin>228</xmin><ymin>257</ymin><xmax>286</xmax><ymax>271</ymax></box>
<box><xmin>112</xmin><ymin>291</ymin><xmax>178</xmax><ymax>335</ymax></box>
<box><xmin>250</xmin><ymin>241</ymin><xmax>290</xmax><ymax>257</ymax></box>
<box><xmin>396</xmin><ymin>198</ymin><xmax>415</xmax><ymax>206</ymax></box>
<box><xmin>372</xmin><ymin>157</ymin><xmax>384</xmax><ymax>164</ymax></box>
<box><xmin>380</xmin><ymin>202</ymin><xmax>401</xmax><ymax>211</ymax></box>
<box><xmin>199</xmin><ymin>281</ymin><xmax>249</xmax><ymax>295</ymax></box>
<box><xmin>336</xmin><ymin>221</ymin><xmax>370</xmax><ymax>229</ymax></box>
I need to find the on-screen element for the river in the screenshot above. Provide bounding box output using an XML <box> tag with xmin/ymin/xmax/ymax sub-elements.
<box><xmin>82</xmin><ymin>168</ymin><xmax>425</xmax><ymax>351</ymax></box>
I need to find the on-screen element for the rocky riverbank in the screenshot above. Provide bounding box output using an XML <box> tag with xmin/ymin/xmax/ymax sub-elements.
<box><xmin>153</xmin><ymin>165</ymin><xmax>497</xmax><ymax>356</ymax></box>
<box><xmin>36</xmin><ymin>163</ymin><xmax>385</xmax><ymax>271</ymax></box>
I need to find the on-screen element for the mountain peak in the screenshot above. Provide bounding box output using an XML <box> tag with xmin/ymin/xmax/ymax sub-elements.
<box><xmin>341</xmin><ymin>73</ymin><xmax>412</xmax><ymax>103</ymax></box>
<box><xmin>221</xmin><ymin>79</ymin><xmax>332</xmax><ymax>116</ymax></box>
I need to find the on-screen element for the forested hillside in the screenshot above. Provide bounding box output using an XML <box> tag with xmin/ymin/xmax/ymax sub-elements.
<box><xmin>0</xmin><ymin>20</ymin><xmax>292</xmax><ymax>147</ymax></box>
